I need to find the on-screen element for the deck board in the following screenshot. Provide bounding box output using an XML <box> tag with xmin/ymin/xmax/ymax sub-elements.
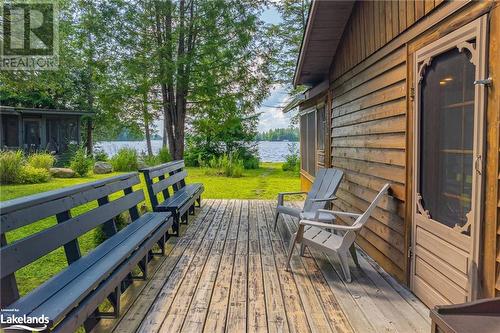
<box><xmin>103</xmin><ymin>200</ymin><xmax>430</xmax><ymax>333</ymax></box>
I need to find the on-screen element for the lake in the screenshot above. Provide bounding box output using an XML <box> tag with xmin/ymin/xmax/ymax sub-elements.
<box><xmin>96</xmin><ymin>140</ymin><xmax>298</xmax><ymax>162</ymax></box>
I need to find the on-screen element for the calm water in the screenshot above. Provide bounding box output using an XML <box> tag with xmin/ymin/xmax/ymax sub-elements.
<box><xmin>96</xmin><ymin>140</ymin><xmax>298</xmax><ymax>162</ymax></box>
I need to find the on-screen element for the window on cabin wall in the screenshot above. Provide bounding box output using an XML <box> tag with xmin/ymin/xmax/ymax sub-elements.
<box><xmin>1</xmin><ymin>115</ymin><xmax>19</xmax><ymax>147</ymax></box>
<box><xmin>317</xmin><ymin>105</ymin><xmax>326</xmax><ymax>151</ymax></box>
<box><xmin>300</xmin><ymin>109</ymin><xmax>317</xmax><ymax>177</ymax></box>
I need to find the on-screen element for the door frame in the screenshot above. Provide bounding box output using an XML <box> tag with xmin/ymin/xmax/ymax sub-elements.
<box><xmin>410</xmin><ymin>15</ymin><xmax>488</xmax><ymax>301</ymax></box>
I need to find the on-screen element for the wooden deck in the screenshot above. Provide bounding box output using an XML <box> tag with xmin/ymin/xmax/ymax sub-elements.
<box><xmin>97</xmin><ymin>199</ymin><xmax>430</xmax><ymax>333</ymax></box>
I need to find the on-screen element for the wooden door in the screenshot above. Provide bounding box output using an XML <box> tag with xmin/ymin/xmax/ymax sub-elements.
<box><xmin>411</xmin><ymin>17</ymin><xmax>487</xmax><ymax>308</ymax></box>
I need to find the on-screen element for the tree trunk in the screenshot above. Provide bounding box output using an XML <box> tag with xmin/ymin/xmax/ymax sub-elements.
<box><xmin>86</xmin><ymin>118</ymin><xmax>93</xmax><ymax>155</ymax></box>
<box><xmin>142</xmin><ymin>92</ymin><xmax>153</xmax><ymax>156</ymax></box>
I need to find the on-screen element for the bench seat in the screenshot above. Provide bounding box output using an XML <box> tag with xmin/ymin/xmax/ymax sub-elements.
<box><xmin>5</xmin><ymin>211</ymin><xmax>171</xmax><ymax>331</ymax></box>
<box><xmin>156</xmin><ymin>183</ymin><xmax>204</xmax><ymax>214</ymax></box>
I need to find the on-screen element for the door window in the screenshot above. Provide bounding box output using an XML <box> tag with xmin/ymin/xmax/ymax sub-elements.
<box><xmin>419</xmin><ymin>48</ymin><xmax>475</xmax><ymax>229</ymax></box>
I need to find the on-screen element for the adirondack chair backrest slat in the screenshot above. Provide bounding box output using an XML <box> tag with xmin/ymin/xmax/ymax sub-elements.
<box><xmin>303</xmin><ymin>168</ymin><xmax>344</xmax><ymax>212</ymax></box>
<box><xmin>338</xmin><ymin>183</ymin><xmax>391</xmax><ymax>251</ymax></box>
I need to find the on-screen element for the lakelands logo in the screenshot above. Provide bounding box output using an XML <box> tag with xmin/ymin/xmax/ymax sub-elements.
<box><xmin>0</xmin><ymin>0</ymin><xmax>59</xmax><ymax>70</ymax></box>
<box><xmin>0</xmin><ymin>309</ymin><xmax>50</xmax><ymax>331</ymax></box>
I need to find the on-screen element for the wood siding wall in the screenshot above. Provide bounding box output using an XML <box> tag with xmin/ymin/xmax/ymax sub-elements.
<box><xmin>325</xmin><ymin>0</ymin><xmax>499</xmax><ymax>290</ymax></box>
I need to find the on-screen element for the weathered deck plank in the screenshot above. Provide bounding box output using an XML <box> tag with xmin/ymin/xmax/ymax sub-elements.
<box><xmin>110</xmin><ymin>200</ymin><xmax>430</xmax><ymax>333</ymax></box>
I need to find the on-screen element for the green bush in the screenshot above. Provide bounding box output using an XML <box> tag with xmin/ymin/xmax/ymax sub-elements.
<box><xmin>93</xmin><ymin>149</ymin><xmax>109</xmax><ymax>162</ymax></box>
<box><xmin>18</xmin><ymin>165</ymin><xmax>51</xmax><ymax>184</ymax></box>
<box><xmin>141</xmin><ymin>153</ymin><xmax>159</xmax><ymax>167</ymax></box>
<box><xmin>282</xmin><ymin>143</ymin><xmax>300</xmax><ymax>173</ymax></box>
<box><xmin>27</xmin><ymin>152</ymin><xmax>55</xmax><ymax>170</ymax></box>
<box><xmin>56</xmin><ymin>143</ymin><xmax>79</xmax><ymax>167</ymax></box>
<box><xmin>204</xmin><ymin>154</ymin><xmax>244</xmax><ymax>178</ymax></box>
<box><xmin>110</xmin><ymin>148</ymin><xmax>138</xmax><ymax>171</ymax></box>
<box><xmin>70</xmin><ymin>148</ymin><xmax>93</xmax><ymax>177</ymax></box>
<box><xmin>94</xmin><ymin>213</ymin><xmax>129</xmax><ymax>246</ymax></box>
<box><xmin>0</xmin><ymin>150</ymin><xmax>24</xmax><ymax>184</ymax></box>
<box><xmin>234</xmin><ymin>147</ymin><xmax>260</xmax><ymax>169</ymax></box>
<box><xmin>158</xmin><ymin>146</ymin><xmax>172</xmax><ymax>163</ymax></box>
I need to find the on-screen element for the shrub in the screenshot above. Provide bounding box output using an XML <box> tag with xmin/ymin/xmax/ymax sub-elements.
<box><xmin>93</xmin><ymin>149</ymin><xmax>109</xmax><ymax>162</ymax></box>
<box><xmin>0</xmin><ymin>150</ymin><xmax>24</xmax><ymax>184</ymax></box>
<box><xmin>141</xmin><ymin>153</ymin><xmax>159</xmax><ymax>167</ymax></box>
<box><xmin>56</xmin><ymin>143</ymin><xmax>79</xmax><ymax>167</ymax></box>
<box><xmin>282</xmin><ymin>143</ymin><xmax>300</xmax><ymax>173</ymax></box>
<box><xmin>18</xmin><ymin>165</ymin><xmax>51</xmax><ymax>184</ymax></box>
<box><xmin>27</xmin><ymin>152</ymin><xmax>55</xmax><ymax>170</ymax></box>
<box><xmin>70</xmin><ymin>148</ymin><xmax>93</xmax><ymax>177</ymax></box>
<box><xmin>234</xmin><ymin>147</ymin><xmax>260</xmax><ymax>169</ymax></box>
<box><xmin>157</xmin><ymin>146</ymin><xmax>172</xmax><ymax>163</ymax></box>
<box><xmin>204</xmin><ymin>154</ymin><xmax>244</xmax><ymax>178</ymax></box>
<box><xmin>110</xmin><ymin>147</ymin><xmax>138</xmax><ymax>171</ymax></box>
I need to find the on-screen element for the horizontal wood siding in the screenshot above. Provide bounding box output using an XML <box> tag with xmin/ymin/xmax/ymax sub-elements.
<box><xmin>331</xmin><ymin>43</ymin><xmax>407</xmax><ymax>282</ymax></box>
<box><xmin>325</xmin><ymin>0</ymin><xmax>499</xmax><ymax>293</ymax></box>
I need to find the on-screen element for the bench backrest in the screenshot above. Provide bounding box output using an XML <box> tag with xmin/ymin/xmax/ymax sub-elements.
<box><xmin>0</xmin><ymin>172</ymin><xmax>144</xmax><ymax>307</ymax></box>
<box><xmin>139</xmin><ymin>160</ymin><xmax>188</xmax><ymax>209</ymax></box>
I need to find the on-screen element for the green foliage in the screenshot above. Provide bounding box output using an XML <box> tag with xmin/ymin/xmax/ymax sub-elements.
<box><xmin>70</xmin><ymin>148</ymin><xmax>93</xmax><ymax>177</ymax></box>
<box><xmin>141</xmin><ymin>153</ymin><xmax>160</xmax><ymax>167</ymax></box>
<box><xmin>18</xmin><ymin>165</ymin><xmax>51</xmax><ymax>184</ymax></box>
<box><xmin>204</xmin><ymin>154</ymin><xmax>244</xmax><ymax>178</ymax></box>
<box><xmin>256</xmin><ymin>128</ymin><xmax>299</xmax><ymax>142</ymax></box>
<box><xmin>93</xmin><ymin>149</ymin><xmax>109</xmax><ymax>162</ymax></box>
<box><xmin>94</xmin><ymin>213</ymin><xmax>129</xmax><ymax>246</ymax></box>
<box><xmin>157</xmin><ymin>146</ymin><xmax>172</xmax><ymax>163</ymax></box>
<box><xmin>282</xmin><ymin>143</ymin><xmax>300</xmax><ymax>174</ymax></box>
<box><xmin>111</xmin><ymin>148</ymin><xmax>139</xmax><ymax>171</ymax></box>
<box><xmin>27</xmin><ymin>153</ymin><xmax>55</xmax><ymax>170</ymax></box>
<box><xmin>0</xmin><ymin>150</ymin><xmax>24</xmax><ymax>184</ymax></box>
<box><xmin>56</xmin><ymin>143</ymin><xmax>79</xmax><ymax>167</ymax></box>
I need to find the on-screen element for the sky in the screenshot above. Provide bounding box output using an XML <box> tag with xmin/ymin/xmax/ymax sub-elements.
<box><xmin>256</xmin><ymin>7</ymin><xmax>294</xmax><ymax>132</ymax></box>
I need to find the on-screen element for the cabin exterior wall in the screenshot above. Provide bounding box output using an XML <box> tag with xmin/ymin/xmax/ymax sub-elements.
<box><xmin>298</xmin><ymin>0</ymin><xmax>500</xmax><ymax>297</ymax></box>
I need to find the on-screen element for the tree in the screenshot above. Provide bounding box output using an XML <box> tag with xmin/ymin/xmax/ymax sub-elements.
<box><xmin>266</xmin><ymin>0</ymin><xmax>310</xmax><ymax>90</ymax></box>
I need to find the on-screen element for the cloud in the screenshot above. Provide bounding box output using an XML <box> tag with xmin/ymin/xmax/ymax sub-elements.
<box><xmin>257</xmin><ymin>85</ymin><xmax>294</xmax><ymax>132</ymax></box>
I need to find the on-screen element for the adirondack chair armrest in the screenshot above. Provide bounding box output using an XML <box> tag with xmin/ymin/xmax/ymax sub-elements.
<box><xmin>278</xmin><ymin>191</ymin><xmax>308</xmax><ymax>196</ymax></box>
<box><xmin>310</xmin><ymin>196</ymin><xmax>337</xmax><ymax>203</ymax></box>
<box><xmin>299</xmin><ymin>219</ymin><xmax>360</xmax><ymax>231</ymax></box>
<box><xmin>277</xmin><ymin>191</ymin><xmax>308</xmax><ymax>205</ymax></box>
<box><xmin>315</xmin><ymin>209</ymin><xmax>361</xmax><ymax>220</ymax></box>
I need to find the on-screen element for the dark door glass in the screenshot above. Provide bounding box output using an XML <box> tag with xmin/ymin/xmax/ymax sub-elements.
<box><xmin>24</xmin><ymin>120</ymin><xmax>41</xmax><ymax>150</ymax></box>
<box><xmin>419</xmin><ymin>48</ymin><xmax>475</xmax><ymax>229</ymax></box>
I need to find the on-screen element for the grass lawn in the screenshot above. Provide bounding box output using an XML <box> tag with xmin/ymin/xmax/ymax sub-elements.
<box><xmin>0</xmin><ymin>162</ymin><xmax>300</xmax><ymax>296</ymax></box>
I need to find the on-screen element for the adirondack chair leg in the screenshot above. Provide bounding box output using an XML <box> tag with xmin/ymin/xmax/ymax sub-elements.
<box><xmin>338</xmin><ymin>251</ymin><xmax>352</xmax><ymax>283</ymax></box>
<box><xmin>274</xmin><ymin>211</ymin><xmax>280</xmax><ymax>231</ymax></box>
<box><xmin>349</xmin><ymin>244</ymin><xmax>359</xmax><ymax>267</ymax></box>
<box><xmin>300</xmin><ymin>243</ymin><xmax>306</xmax><ymax>257</ymax></box>
<box><xmin>286</xmin><ymin>233</ymin><xmax>299</xmax><ymax>271</ymax></box>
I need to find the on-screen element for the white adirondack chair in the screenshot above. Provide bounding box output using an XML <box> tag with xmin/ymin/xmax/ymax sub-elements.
<box><xmin>274</xmin><ymin>168</ymin><xmax>344</xmax><ymax>231</ymax></box>
<box><xmin>286</xmin><ymin>183</ymin><xmax>391</xmax><ymax>282</ymax></box>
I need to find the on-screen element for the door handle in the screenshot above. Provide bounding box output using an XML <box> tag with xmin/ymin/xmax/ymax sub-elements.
<box><xmin>475</xmin><ymin>155</ymin><xmax>482</xmax><ymax>175</ymax></box>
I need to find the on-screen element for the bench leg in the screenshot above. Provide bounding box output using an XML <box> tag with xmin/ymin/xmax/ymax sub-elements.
<box><xmin>173</xmin><ymin>216</ymin><xmax>180</xmax><ymax>237</ymax></box>
<box><xmin>196</xmin><ymin>196</ymin><xmax>202</xmax><ymax>207</ymax></box>
<box><xmin>189</xmin><ymin>204</ymin><xmax>195</xmax><ymax>215</ymax></box>
<box><xmin>84</xmin><ymin>312</ymin><xmax>100</xmax><ymax>332</ymax></box>
<box><xmin>181</xmin><ymin>212</ymin><xmax>188</xmax><ymax>225</ymax></box>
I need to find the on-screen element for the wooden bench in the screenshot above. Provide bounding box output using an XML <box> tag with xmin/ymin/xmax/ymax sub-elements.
<box><xmin>140</xmin><ymin>160</ymin><xmax>204</xmax><ymax>235</ymax></box>
<box><xmin>0</xmin><ymin>173</ymin><xmax>173</xmax><ymax>333</ymax></box>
